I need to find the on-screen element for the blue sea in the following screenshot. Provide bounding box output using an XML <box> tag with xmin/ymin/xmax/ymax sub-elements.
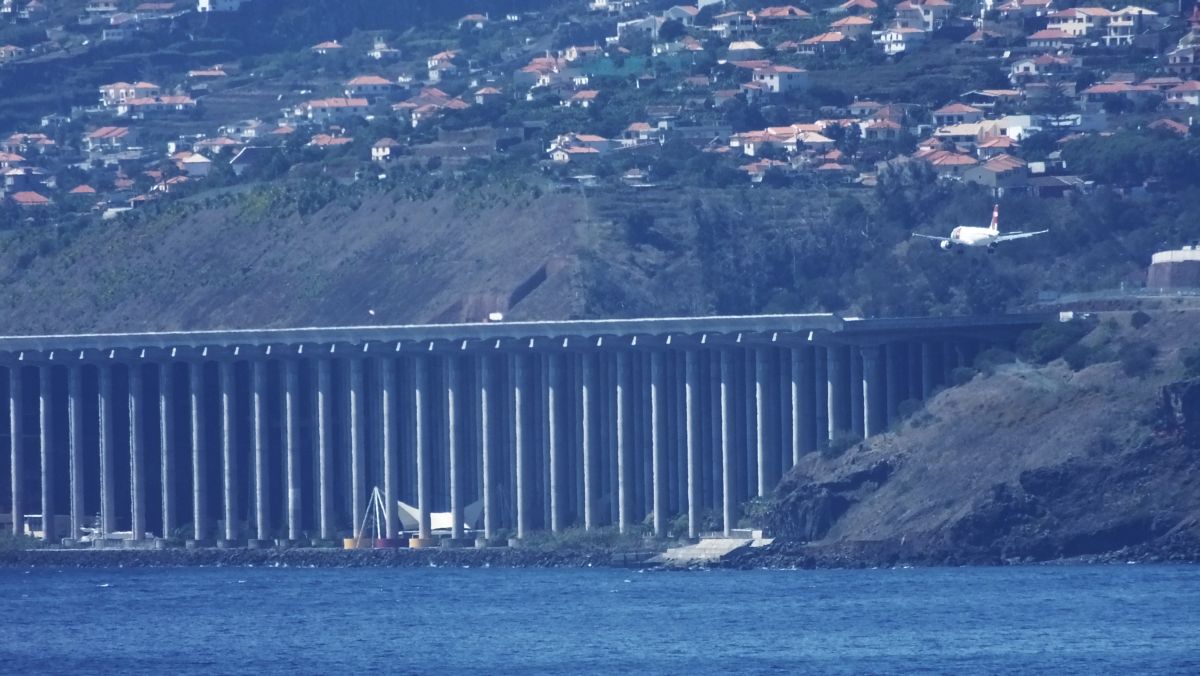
<box><xmin>1</xmin><ymin>564</ymin><xmax>1197</xmax><ymax>674</ymax></box>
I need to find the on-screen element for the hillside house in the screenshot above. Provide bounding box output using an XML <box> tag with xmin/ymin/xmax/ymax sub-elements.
<box><xmin>1009</xmin><ymin>53</ymin><xmax>1074</xmax><ymax>84</ymax></box>
<box><xmin>751</xmin><ymin>65</ymin><xmax>808</xmax><ymax>94</ymax></box>
<box><xmin>198</xmin><ymin>0</ymin><xmax>247</xmax><ymax>10</ymax></box>
<box><xmin>0</xmin><ymin>44</ymin><xmax>25</xmax><ymax>62</ymax></box>
<box><xmin>1026</xmin><ymin>29</ymin><xmax>1078</xmax><ymax>50</ymax></box>
<box><xmin>963</xmin><ymin>153</ymin><xmax>1028</xmax><ymax>197</ymax></box>
<box><xmin>84</xmin><ymin>126</ymin><xmax>134</xmax><ymax>153</ymax></box>
<box><xmin>99</xmin><ymin>81</ymin><xmax>161</xmax><ymax>107</ymax></box>
<box><xmin>1166</xmin><ymin>81</ymin><xmax>1200</xmax><ymax>108</ymax></box>
<box><xmin>1047</xmin><ymin>7</ymin><xmax>1111</xmax><ymax>38</ymax></box>
<box><xmin>117</xmin><ymin>95</ymin><xmax>196</xmax><ymax>118</ymax></box>
<box><xmin>565</xmin><ymin>90</ymin><xmax>600</xmax><ymax>108</ymax></box>
<box><xmin>371</xmin><ymin>137</ymin><xmax>401</xmax><ymax>162</ymax></box>
<box><xmin>310</xmin><ymin>40</ymin><xmax>343</xmax><ymax>55</ymax></box>
<box><xmin>662</xmin><ymin>5</ymin><xmax>700</xmax><ymax>26</ymax></box>
<box><xmin>752</xmin><ymin>5</ymin><xmax>811</xmax><ymax>22</ymax></box>
<box><xmin>799</xmin><ymin>32</ymin><xmax>850</xmax><ymax>55</ymax></box>
<box><xmin>474</xmin><ymin>86</ymin><xmax>503</xmax><ymax>105</ymax></box>
<box><xmin>8</xmin><ymin>190</ymin><xmax>50</xmax><ymax>207</ymax></box>
<box><xmin>711</xmin><ymin>11</ymin><xmax>753</xmax><ymax>39</ymax></box>
<box><xmin>836</xmin><ymin>0</ymin><xmax>877</xmax><ymax>15</ymax></box>
<box><xmin>345</xmin><ymin>75</ymin><xmax>397</xmax><ymax>101</ymax></box>
<box><xmin>427</xmin><ymin>50</ymin><xmax>461</xmax><ymax>82</ymax></box>
<box><xmin>1104</xmin><ymin>6</ymin><xmax>1159</xmax><ymax>47</ymax></box>
<box><xmin>879</xmin><ymin>27</ymin><xmax>927</xmax><ymax>55</ymax></box>
<box><xmin>831</xmin><ymin>16</ymin><xmax>874</xmax><ymax>40</ymax></box>
<box><xmin>302</xmin><ymin>97</ymin><xmax>369</xmax><ymax>124</ymax></box>
<box><xmin>894</xmin><ymin>0</ymin><xmax>952</xmax><ymax>31</ymax></box>
<box><xmin>933</xmin><ymin>103</ymin><xmax>984</xmax><ymax>126</ymax></box>
<box><xmin>861</xmin><ymin>118</ymin><xmax>902</xmax><ymax>141</ymax></box>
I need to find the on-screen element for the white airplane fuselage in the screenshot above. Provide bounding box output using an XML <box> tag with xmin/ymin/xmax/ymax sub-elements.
<box><xmin>944</xmin><ymin>225</ymin><xmax>998</xmax><ymax>249</ymax></box>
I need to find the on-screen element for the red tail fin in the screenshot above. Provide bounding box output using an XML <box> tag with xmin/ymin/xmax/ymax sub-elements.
<box><xmin>989</xmin><ymin>204</ymin><xmax>999</xmax><ymax>233</ymax></box>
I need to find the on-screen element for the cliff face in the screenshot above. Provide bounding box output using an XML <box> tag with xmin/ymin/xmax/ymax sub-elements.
<box><xmin>0</xmin><ymin>182</ymin><xmax>585</xmax><ymax>335</ymax></box>
<box><xmin>756</xmin><ymin>310</ymin><xmax>1200</xmax><ymax>565</ymax></box>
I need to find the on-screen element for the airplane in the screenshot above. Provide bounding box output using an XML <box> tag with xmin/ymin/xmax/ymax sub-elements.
<box><xmin>912</xmin><ymin>205</ymin><xmax>1048</xmax><ymax>253</ymax></box>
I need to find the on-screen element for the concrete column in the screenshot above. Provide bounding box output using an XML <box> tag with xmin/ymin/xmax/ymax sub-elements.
<box><xmin>792</xmin><ymin>347</ymin><xmax>815</xmax><ymax>462</ymax></box>
<box><xmin>907</xmin><ymin>341</ymin><xmax>922</xmax><ymax>402</ymax></box>
<box><xmin>129</xmin><ymin>364</ymin><xmax>146</xmax><ymax>541</ymax></box>
<box><xmin>38</xmin><ymin>365</ymin><xmax>54</xmax><ymax>542</ymax></box>
<box><xmin>826</xmin><ymin>347</ymin><xmax>848</xmax><ymax>442</ymax></box>
<box><xmin>447</xmin><ymin>357</ymin><xmax>464</xmax><ymax>540</ymax></box>
<box><xmin>580</xmin><ymin>353</ymin><xmax>596</xmax><ymax>531</ymax></box>
<box><xmin>546</xmin><ymin>353</ymin><xmax>563</xmax><ymax>533</ymax></box>
<box><xmin>479</xmin><ymin>355</ymin><xmax>494</xmax><ymax>540</ymax></box>
<box><xmin>251</xmin><ymin>360</ymin><xmax>269</xmax><ymax>541</ymax></box>
<box><xmin>187</xmin><ymin>362</ymin><xmax>204</xmax><ymax>541</ymax></box>
<box><xmin>158</xmin><ymin>364</ymin><xmax>175</xmax><ymax>540</ymax></box>
<box><xmin>218</xmin><ymin>361</ymin><xmax>236</xmax><ymax>543</ymax></box>
<box><xmin>511</xmin><ymin>353</ymin><xmax>529</xmax><ymax>538</ymax></box>
<box><xmin>754</xmin><ymin>348</ymin><xmax>771</xmax><ymax>497</ymax></box>
<box><xmin>347</xmin><ymin>358</ymin><xmax>366</xmax><ymax>536</ymax></box>
<box><xmin>100</xmin><ymin>364</ymin><xmax>116</xmax><ymax>536</ymax></box>
<box><xmin>68</xmin><ymin>365</ymin><xmax>84</xmax><ymax>540</ymax></box>
<box><xmin>885</xmin><ymin>343</ymin><xmax>902</xmax><ymax>428</ymax></box>
<box><xmin>380</xmin><ymin>358</ymin><xmax>400</xmax><ymax>540</ymax></box>
<box><xmin>921</xmin><ymin>341</ymin><xmax>936</xmax><ymax>399</ymax></box>
<box><xmin>414</xmin><ymin>356</ymin><xmax>432</xmax><ymax>540</ymax></box>
<box><xmin>650</xmin><ymin>350</ymin><xmax>667</xmax><ymax>538</ymax></box>
<box><xmin>719</xmin><ymin>350</ymin><xmax>735</xmax><ymax>537</ymax></box>
<box><xmin>684</xmin><ymin>349</ymin><xmax>699</xmax><ymax>539</ymax></box>
<box><xmin>850</xmin><ymin>348</ymin><xmax>864</xmax><ymax>438</ymax></box>
<box><xmin>862</xmin><ymin>346</ymin><xmax>885</xmax><ymax>438</ymax></box>
<box><xmin>615</xmin><ymin>350</ymin><xmax>630</xmax><ymax>534</ymax></box>
<box><xmin>8</xmin><ymin>367</ymin><xmax>20</xmax><ymax>536</ymax></box>
<box><xmin>316</xmin><ymin>358</ymin><xmax>334</xmax><ymax>541</ymax></box>
<box><xmin>814</xmin><ymin>348</ymin><xmax>828</xmax><ymax>448</ymax></box>
<box><xmin>283</xmin><ymin>359</ymin><xmax>301</xmax><ymax>542</ymax></box>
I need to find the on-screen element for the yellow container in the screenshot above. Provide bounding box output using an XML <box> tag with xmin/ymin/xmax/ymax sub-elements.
<box><xmin>343</xmin><ymin>538</ymin><xmax>369</xmax><ymax>550</ymax></box>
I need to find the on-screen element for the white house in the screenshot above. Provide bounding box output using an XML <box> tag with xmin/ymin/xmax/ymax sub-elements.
<box><xmin>751</xmin><ymin>65</ymin><xmax>809</xmax><ymax>94</ymax></box>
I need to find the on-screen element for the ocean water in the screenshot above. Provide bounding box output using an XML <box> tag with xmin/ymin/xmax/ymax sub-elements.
<box><xmin>0</xmin><ymin>564</ymin><xmax>1197</xmax><ymax>675</ymax></box>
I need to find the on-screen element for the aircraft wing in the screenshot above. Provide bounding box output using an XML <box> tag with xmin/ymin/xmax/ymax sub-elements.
<box><xmin>994</xmin><ymin>229</ymin><xmax>1049</xmax><ymax>242</ymax></box>
<box><xmin>911</xmin><ymin>233</ymin><xmax>951</xmax><ymax>242</ymax></box>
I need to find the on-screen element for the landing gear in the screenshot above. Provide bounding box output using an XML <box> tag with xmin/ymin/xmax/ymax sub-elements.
<box><xmin>987</xmin><ymin>244</ymin><xmax>996</xmax><ymax>255</ymax></box>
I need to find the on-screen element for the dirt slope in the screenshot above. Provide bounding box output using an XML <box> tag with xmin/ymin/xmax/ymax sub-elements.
<box><xmin>0</xmin><ymin>182</ymin><xmax>584</xmax><ymax>334</ymax></box>
<box><xmin>753</xmin><ymin>309</ymin><xmax>1200</xmax><ymax>565</ymax></box>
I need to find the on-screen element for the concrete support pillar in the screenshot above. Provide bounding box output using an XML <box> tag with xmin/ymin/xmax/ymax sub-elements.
<box><xmin>283</xmin><ymin>359</ymin><xmax>301</xmax><ymax>542</ymax></box>
<box><xmin>158</xmin><ymin>364</ymin><xmax>175</xmax><ymax>540</ymax></box>
<box><xmin>885</xmin><ymin>343</ymin><xmax>902</xmax><ymax>429</ymax></box>
<box><xmin>921</xmin><ymin>341</ymin><xmax>936</xmax><ymax>399</ymax></box>
<box><xmin>862</xmin><ymin>347</ymin><xmax>885</xmax><ymax>438</ymax></box>
<box><xmin>479</xmin><ymin>355</ymin><xmax>494</xmax><ymax>540</ymax></box>
<box><xmin>218</xmin><ymin>361</ymin><xmax>235</xmax><ymax>543</ymax></box>
<box><xmin>38</xmin><ymin>365</ymin><xmax>54</xmax><ymax>542</ymax></box>
<box><xmin>8</xmin><ymin>367</ymin><xmax>20</xmax><ymax>536</ymax></box>
<box><xmin>581</xmin><ymin>353</ymin><xmax>596</xmax><ymax>531</ymax></box>
<box><xmin>719</xmin><ymin>350</ymin><xmax>735</xmax><ymax>537</ymax></box>
<box><xmin>187</xmin><ymin>362</ymin><xmax>204</xmax><ymax>541</ymax></box>
<box><xmin>511</xmin><ymin>353</ymin><xmax>529</xmax><ymax>538</ymax></box>
<box><xmin>546</xmin><ymin>353</ymin><xmax>563</xmax><ymax>534</ymax></box>
<box><xmin>615</xmin><ymin>350</ymin><xmax>631</xmax><ymax>534</ymax></box>
<box><xmin>684</xmin><ymin>349</ymin><xmax>699</xmax><ymax>539</ymax></box>
<box><xmin>650</xmin><ymin>351</ymin><xmax>667</xmax><ymax>538</ymax></box>
<box><xmin>379</xmin><ymin>358</ymin><xmax>400</xmax><ymax>540</ymax></box>
<box><xmin>129</xmin><ymin>364</ymin><xmax>146</xmax><ymax>541</ymax></box>
<box><xmin>68</xmin><ymin>365</ymin><xmax>84</xmax><ymax>541</ymax></box>
<box><xmin>414</xmin><ymin>356</ymin><xmax>432</xmax><ymax>540</ymax></box>
<box><xmin>754</xmin><ymin>348</ymin><xmax>771</xmax><ymax>497</ymax></box>
<box><xmin>316</xmin><ymin>358</ymin><xmax>334</xmax><ymax>541</ymax></box>
<box><xmin>814</xmin><ymin>348</ymin><xmax>828</xmax><ymax>448</ymax></box>
<box><xmin>447</xmin><ymin>357</ymin><xmax>464</xmax><ymax>540</ymax></box>
<box><xmin>792</xmin><ymin>347</ymin><xmax>815</xmax><ymax>462</ymax></box>
<box><xmin>850</xmin><ymin>348</ymin><xmax>865</xmax><ymax>438</ymax></box>
<box><xmin>100</xmin><ymin>364</ymin><xmax>116</xmax><ymax>536</ymax></box>
<box><xmin>251</xmin><ymin>360</ymin><xmax>269</xmax><ymax>541</ymax></box>
<box><xmin>347</xmin><ymin>358</ymin><xmax>366</xmax><ymax>536</ymax></box>
<box><xmin>907</xmin><ymin>341</ymin><xmax>922</xmax><ymax>402</ymax></box>
<box><xmin>826</xmin><ymin>347</ymin><xmax>849</xmax><ymax>442</ymax></box>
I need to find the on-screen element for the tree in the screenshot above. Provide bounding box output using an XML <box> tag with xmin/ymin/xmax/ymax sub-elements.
<box><xmin>658</xmin><ymin>19</ymin><xmax>686</xmax><ymax>42</ymax></box>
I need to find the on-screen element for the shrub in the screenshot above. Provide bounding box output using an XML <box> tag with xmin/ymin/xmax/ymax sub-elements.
<box><xmin>1181</xmin><ymin>346</ymin><xmax>1200</xmax><ymax>379</ymax></box>
<box><xmin>1018</xmin><ymin>319</ymin><xmax>1093</xmax><ymax>364</ymax></box>
<box><xmin>1130</xmin><ymin>310</ymin><xmax>1152</xmax><ymax>329</ymax></box>
<box><xmin>824</xmin><ymin>432</ymin><xmax>863</xmax><ymax>458</ymax></box>
<box><xmin>974</xmin><ymin>347</ymin><xmax>1016</xmax><ymax>374</ymax></box>
<box><xmin>1119</xmin><ymin>339</ymin><xmax>1158</xmax><ymax>377</ymax></box>
<box><xmin>951</xmin><ymin>366</ymin><xmax>978</xmax><ymax>385</ymax></box>
<box><xmin>1062</xmin><ymin>343</ymin><xmax>1092</xmax><ymax>372</ymax></box>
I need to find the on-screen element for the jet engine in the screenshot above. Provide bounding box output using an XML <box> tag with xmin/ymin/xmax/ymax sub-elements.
<box><xmin>940</xmin><ymin>240</ymin><xmax>953</xmax><ymax>251</ymax></box>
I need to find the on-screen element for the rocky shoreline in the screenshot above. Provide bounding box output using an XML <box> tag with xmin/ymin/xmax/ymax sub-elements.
<box><xmin>3</xmin><ymin>536</ymin><xmax>1198</xmax><ymax>570</ymax></box>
